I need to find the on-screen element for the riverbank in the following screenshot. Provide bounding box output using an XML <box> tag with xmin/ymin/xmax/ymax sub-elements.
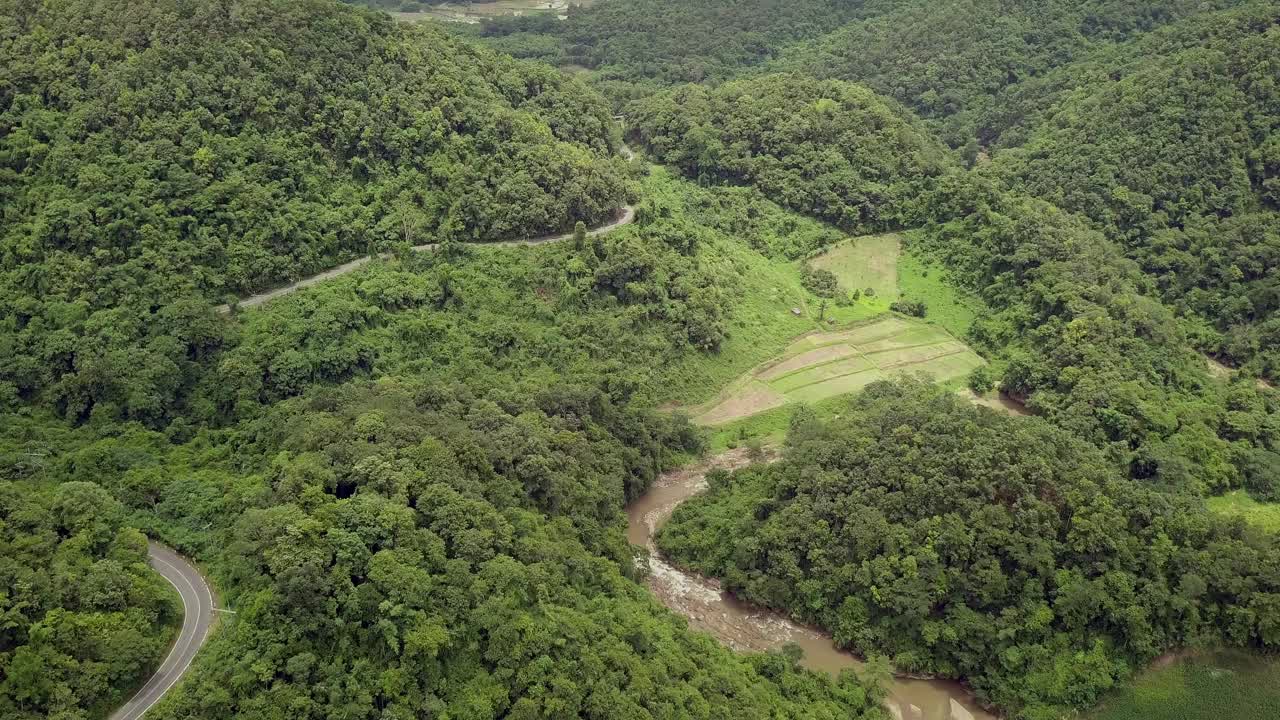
<box><xmin>628</xmin><ymin>449</ymin><xmax>996</xmax><ymax>720</ymax></box>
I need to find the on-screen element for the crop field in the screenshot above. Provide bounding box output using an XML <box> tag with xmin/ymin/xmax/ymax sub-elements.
<box><xmin>393</xmin><ymin>0</ymin><xmax>594</xmax><ymax>24</ymax></box>
<box><xmin>691</xmin><ymin>316</ymin><xmax>985</xmax><ymax>425</ymax></box>
<box><xmin>810</xmin><ymin>233</ymin><xmax>900</xmax><ymax>300</ymax></box>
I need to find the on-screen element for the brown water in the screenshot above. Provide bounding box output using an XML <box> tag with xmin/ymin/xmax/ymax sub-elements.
<box><xmin>627</xmin><ymin>449</ymin><xmax>997</xmax><ymax>720</ymax></box>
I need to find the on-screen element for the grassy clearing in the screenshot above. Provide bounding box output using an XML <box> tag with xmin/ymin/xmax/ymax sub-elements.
<box><xmin>1206</xmin><ymin>490</ymin><xmax>1280</xmax><ymax>532</ymax></box>
<box><xmin>653</xmin><ymin>230</ymin><xmax>885</xmax><ymax>406</ymax></box>
<box><xmin>810</xmin><ymin>233</ymin><xmax>900</xmax><ymax>300</ymax></box>
<box><xmin>689</xmin><ymin>316</ymin><xmax>985</xmax><ymax>425</ymax></box>
<box><xmin>759</xmin><ymin>344</ymin><xmax>858</xmax><ymax>381</ymax></box>
<box><xmin>897</xmin><ymin>235</ymin><xmax>986</xmax><ymax>339</ymax></box>
<box><xmin>651</xmin><ymin>167</ymin><xmax>887</xmax><ymax>406</ymax></box>
<box><xmin>1090</xmin><ymin>650</ymin><xmax>1280</xmax><ymax>720</ymax></box>
<box><xmin>662</xmin><ymin>203</ymin><xmax>992</xmax><ymax>431</ymax></box>
<box><xmin>704</xmin><ymin>393</ymin><xmax>851</xmax><ymax>453</ymax></box>
<box><xmin>786</xmin><ymin>369</ymin><xmax>883</xmax><ymax>403</ymax></box>
<box><xmin>902</xmin><ymin>350</ymin><xmax>986</xmax><ymax>378</ymax></box>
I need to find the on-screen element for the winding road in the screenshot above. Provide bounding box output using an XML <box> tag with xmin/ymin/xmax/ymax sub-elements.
<box><xmin>109</xmin><ymin>543</ymin><xmax>214</xmax><ymax>720</ymax></box>
<box><xmin>216</xmin><ymin>143</ymin><xmax>637</xmax><ymax>314</ymax></box>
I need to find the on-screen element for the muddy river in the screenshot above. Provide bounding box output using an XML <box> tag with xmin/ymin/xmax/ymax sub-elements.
<box><xmin>627</xmin><ymin>449</ymin><xmax>996</xmax><ymax>720</ymax></box>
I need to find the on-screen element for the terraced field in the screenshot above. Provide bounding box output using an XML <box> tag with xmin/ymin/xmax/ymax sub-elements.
<box><xmin>691</xmin><ymin>316</ymin><xmax>985</xmax><ymax>425</ymax></box>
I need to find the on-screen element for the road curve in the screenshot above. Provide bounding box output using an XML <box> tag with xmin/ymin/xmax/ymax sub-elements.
<box><xmin>216</xmin><ymin>144</ymin><xmax>638</xmax><ymax>313</ymax></box>
<box><xmin>110</xmin><ymin>542</ymin><xmax>214</xmax><ymax>720</ymax></box>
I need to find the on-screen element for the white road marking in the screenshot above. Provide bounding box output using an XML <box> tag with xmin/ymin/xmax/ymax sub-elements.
<box><xmin>109</xmin><ymin>545</ymin><xmax>214</xmax><ymax>720</ymax></box>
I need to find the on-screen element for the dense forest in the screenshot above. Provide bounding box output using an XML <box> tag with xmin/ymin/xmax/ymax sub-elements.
<box><xmin>983</xmin><ymin>4</ymin><xmax>1280</xmax><ymax>377</ymax></box>
<box><xmin>477</xmin><ymin>0</ymin><xmax>858</xmax><ymax>105</ymax></box>
<box><xmin>1</xmin><ymin>78</ymin><xmax>891</xmax><ymax>716</ymax></box>
<box><xmin>1</xmin><ymin>0</ymin><xmax>630</xmax><ymax>425</ymax></box>
<box><xmin>0</xmin><ymin>481</ymin><xmax>179</xmax><ymax>719</ymax></box>
<box><xmin>659</xmin><ymin>380</ymin><xmax>1280</xmax><ymax>719</ymax></box>
<box><xmin>915</xmin><ymin>180</ymin><xmax>1280</xmax><ymax>498</ymax></box>
<box><xmin>782</xmin><ymin>0</ymin><xmax>1248</xmax><ymax>146</ymax></box>
<box><xmin>3</xmin><ymin>0</ymin><xmax>1279</xmax><ymax>719</ymax></box>
<box><xmin>628</xmin><ymin>74</ymin><xmax>948</xmax><ymax>233</ymax></box>
<box><xmin>130</xmin><ymin>379</ymin><xmax>882</xmax><ymax>720</ymax></box>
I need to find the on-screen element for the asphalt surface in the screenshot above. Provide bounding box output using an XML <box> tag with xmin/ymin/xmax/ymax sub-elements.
<box><xmin>216</xmin><ymin>143</ymin><xmax>638</xmax><ymax>313</ymax></box>
<box><xmin>109</xmin><ymin>542</ymin><xmax>213</xmax><ymax>720</ymax></box>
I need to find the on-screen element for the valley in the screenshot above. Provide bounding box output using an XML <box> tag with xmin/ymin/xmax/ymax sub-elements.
<box><xmin>628</xmin><ymin>449</ymin><xmax>995</xmax><ymax>720</ymax></box>
<box><xmin>392</xmin><ymin>0</ymin><xmax>592</xmax><ymax>24</ymax></box>
<box><xmin>2</xmin><ymin>2</ymin><xmax>1278</xmax><ymax>720</ymax></box>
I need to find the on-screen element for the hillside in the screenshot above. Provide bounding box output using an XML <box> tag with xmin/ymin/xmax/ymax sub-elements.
<box><xmin>659</xmin><ymin>380</ymin><xmax>1280</xmax><ymax>718</ymax></box>
<box><xmin>471</xmin><ymin>0</ymin><xmax>1278</xmax><ymax>379</ymax></box>
<box><xmin>473</xmin><ymin>0</ymin><xmax>858</xmax><ymax>104</ymax></box>
<box><xmin>0</xmin><ymin>480</ymin><xmax>180</xmax><ymax>720</ymax></box>
<box><xmin>0</xmin><ymin>83</ymin><xmax>894</xmax><ymax>717</ymax></box>
<box><xmin>628</xmin><ymin>74</ymin><xmax>950</xmax><ymax>233</ymax></box>
<box><xmin>2</xmin><ymin>2</ymin><xmax>1279</xmax><ymax>719</ymax></box>
<box><xmin>781</xmin><ymin>0</ymin><xmax>1248</xmax><ymax>147</ymax></box>
<box><xmin>985</xmin><ymin>3</ymin><xmax>1280</xmax><ymax>376</ymax></box>
<box><xmin>0</xmin><ymin>0</ymin><xmax>630</xmax><ymax>423</ymax></box>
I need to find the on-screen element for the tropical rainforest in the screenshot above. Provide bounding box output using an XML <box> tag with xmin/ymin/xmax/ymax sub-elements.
<box><xmin>0</xmin><ymin>481</ymin><xmax>179</xmax><ymax>720</ymax></box>
<box><xmin>659</xmin><ymin>380</ymin><xmax>1280</xmax><ymax>719</ymax></box>
<box><xmin>1</xmin><ymin>0</ymin><xmax>1278</xmax><ymax>719</ymax></box>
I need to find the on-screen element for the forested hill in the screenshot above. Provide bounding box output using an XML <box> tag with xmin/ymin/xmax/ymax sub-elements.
<box><xmin>624</xmin><ymin>8</ymin><xmax>1280</xmax><ymax>499</ymax></box>
<box><xmin>659</xmin><ymin>381</ymin><xmax>1280</xmax><ymax>718</ymax></box>
<box><xmin>984</xmin><ymin>3</ymin><xmax>1280</xmax><ymax>377</ymax></box>
<box><xmin>0</xmin><ymin>481</ymin><xmax>180</xmax><ymax>719</ymax></box>
<box><xmin>780</xmin><ymin>0</ymin><xmax>1249</xmax><ymax>146</ymax></box>
<box><xmin>475</xmin><ymin>0</ymin><xmax>861</xmax><ymax>105</ymax></box>
<box><xmin>627</xmin><ymin>73</ymin><xmax>950</xmax><ymax>233</ymax></box>
<box><xmin>472</xmin><ymin>0</ymin><xmax>1278</xmax><ymax>378</ymax></box>
<box><xmin>0</xmin><ymin>183</ymin><xmax>894</xmax><ymax>719</ymax></box>
<box><xmin>0</xmin><ymin>0</ymin><xmax>629</xmax><ymax>422</ymax></box>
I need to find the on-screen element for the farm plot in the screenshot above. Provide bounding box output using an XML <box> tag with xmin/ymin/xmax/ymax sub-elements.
<box><xmin>692</xmin><ymin>317</ymin><xmax>985</xmax><ymax>425</ymax></box>
<box><xmin>810</xmin><ymin>233</ymin><xmax>900</xmax><ymax>300</ymax></box>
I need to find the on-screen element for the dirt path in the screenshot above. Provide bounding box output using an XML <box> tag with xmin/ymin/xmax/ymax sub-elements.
<box><xmin>216</xmin><ymin>144</ymin><xmax>636</xmax><ymax>314</ymax></box>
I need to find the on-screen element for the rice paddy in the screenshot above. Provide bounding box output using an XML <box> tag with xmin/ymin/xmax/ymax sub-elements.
<box><xmin>690</xmin><ymin>316</ymin><xmax>985</xmax><ymax>425</ymax></box>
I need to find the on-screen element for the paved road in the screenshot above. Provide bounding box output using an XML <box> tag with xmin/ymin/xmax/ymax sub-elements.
<box><xmin>109</xmin><ymin>543</ymin><xmax>214</xmax><ymax>720</ymax></box>
<box><xmin>216</xmin><ymin>144</ymin><xmax>637</xmax><ymax>313</ymax></box>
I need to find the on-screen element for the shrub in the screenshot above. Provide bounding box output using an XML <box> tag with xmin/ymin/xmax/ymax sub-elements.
<box><xmin>890</xmin><ymin>299</ymin><xmax>927</xmax><ymax>317</ymax></box>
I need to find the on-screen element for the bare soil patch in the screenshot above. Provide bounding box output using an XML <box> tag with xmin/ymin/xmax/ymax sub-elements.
<box><xmin>960</xmin><ymin>389</ymin><xmax>1031</xmax><ymax>417</ymax></box>
<box><xmin>695</xmin><ymin>381</ymin><xmax>787</xmax><ymax>426</ymax></box>
<box><xmin>758</xmin><ymin>344</ymin><xmax>859</xmax><ymax>381</ymax></box>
